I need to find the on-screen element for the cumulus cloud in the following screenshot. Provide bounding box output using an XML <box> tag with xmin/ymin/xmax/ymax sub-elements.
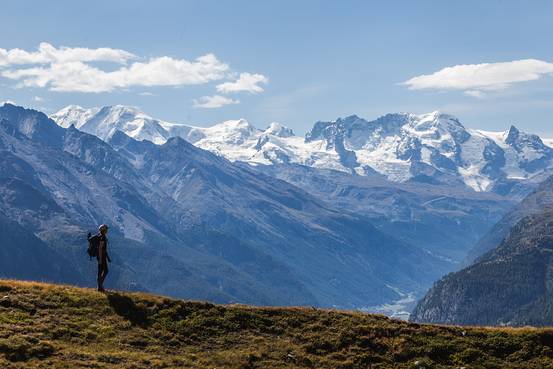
<box><xmin>403</xmin><ymin>59</ymin><xmax>553</xmax><ymax>97</ymax></box>
<box><xmin>216</xmin><ymin>72</ymin><xmax>268</xmax><ymax>94</ymax></box>
<box><xmin>193</xmin><ymin>95</ymin><xmax>239</xmax><ymax>109</ymax></box>
<box><xmin>0</xmin><ymin>43</ymin><xmax>272</xmax><ymax>96</ymax></box>
<box><xmin>0</xmin><ymin>42</ymin><xmax>135</xmax><ymax>66</ymax></box>
<box><xmin>1</xmin><ymin>53</ymin><xmax>229</xmax><ymax>93</ymax></box>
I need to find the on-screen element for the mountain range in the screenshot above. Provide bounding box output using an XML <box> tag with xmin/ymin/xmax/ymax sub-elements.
<box><xmin>53</xmin><ymin>105</ymin><xmax>553</xmax><ymax>198</ymax></box>
<box><xmin>6</xmin><ymin>102</ymin><xmax>553</xmax><ymax>318</ymax></box>
<box><xmin>1</xmin><ymin>103</ymin><xmax>459</xmax><ymax>314</ymax></box>
<box><xmin>56</xmin><ymin>104</ymin><xmax>553</xmax><ymax>266</ymax></box>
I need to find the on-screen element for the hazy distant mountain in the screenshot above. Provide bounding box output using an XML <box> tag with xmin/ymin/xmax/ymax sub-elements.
<box><xmin>53</xmin><ymin>105</ymin><xmax>553</xmax><ymax>197</ymax></box>
<box><xmin>410</xmin><ymin>177</ymin><xmax>553</xmax><ymax>326</ymax></box>
<box><xmin>464</xmin><ymin>175</ymin><xmax>553</xmax><ymax>264</ymax></box>
<box><xmin>251</xmin><ymin>163</ymin><xmax>512</xmax><ymax>265</ymax></box>
<box><xmin>1</xmin><ymin>103</ymin><xmax>452</xmax><ymax>310</ymax></box>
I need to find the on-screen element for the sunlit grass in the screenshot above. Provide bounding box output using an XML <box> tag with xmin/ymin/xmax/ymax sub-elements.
<box><xmin>0</xmin><ymin>279</ymin><xmax>552</xmax><ymax>368</ymax></box>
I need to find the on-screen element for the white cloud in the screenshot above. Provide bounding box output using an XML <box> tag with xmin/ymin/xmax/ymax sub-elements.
<box><xmin>193</xmin><ymin>95</ymin><xmax>239</xmax><ymax>109</ymax></box>
<box><xmin>464</xmin><ymin>90</ymin><xmax>484</xmax><ymax>98</ymax></box>
<box><xmin>0</xmin><ymin>42</ymin><xmax>135</xmax><ymax>66</ymax></box>
<box><xmin>32</xmin><ymin>96</ymin><xmax>44</xmax><ymax>102</ymax></box>
<box><xmin>139</xmin><ymin>92</ymin><xmax>154</xmax><ymax>96</ymax></box>
<box><xmin>0</xmin><ymin>43</ymin><xmax>271</xmax><ymax>96</ymax></box>
<box><xmin>1</xmin><ymin>53</ymin><xmax>229</xmax><ymax>93</ymax></box>
<box><xmin>403</xmin><ymin>59</ymin><xmax>553</xmax><ymax>97</ymax></box>
<box><xmin>216</xmin><ymin>72</ymin><xmax>268</xmax><ymax>94</ymax></box>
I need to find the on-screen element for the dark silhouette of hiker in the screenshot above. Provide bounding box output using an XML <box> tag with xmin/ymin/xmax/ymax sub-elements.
<box><xmin>96</xmin><ymin>224</ymin><xmax>111</xmax><ymax>292</ymax></box>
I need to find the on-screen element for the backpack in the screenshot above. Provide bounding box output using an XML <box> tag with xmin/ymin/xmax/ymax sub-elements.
<box><xmin>87</xmin><ymin>232</ymin><xmax>100</xmax><ymax>260</ymax></box>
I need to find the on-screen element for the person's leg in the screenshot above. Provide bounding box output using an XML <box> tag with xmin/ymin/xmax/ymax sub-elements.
<box><xmin>102</xmin><ymin>263</ymin><xmax>109</xmax><ymax>288</ymax></box>
<box><xmin>98</xmin><ymin>262</ymin><xmax>108</xmax><ymax>291</ymax></box>
<box><xmin>97</xmin><ymin>263</ymin><xmax>104</xmax><ymax>291</ymax></box>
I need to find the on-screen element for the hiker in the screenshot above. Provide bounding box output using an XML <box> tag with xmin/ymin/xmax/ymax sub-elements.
<box><xmin>88</xmin><ymin>224</ymin><xmax>112</xmax><ymax>292</ymax></box>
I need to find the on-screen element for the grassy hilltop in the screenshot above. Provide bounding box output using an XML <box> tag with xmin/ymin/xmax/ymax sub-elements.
<box><xmin>0</xmin><ymin>280</ymin><xmax>552</xmax><ymax>368</ymax></box>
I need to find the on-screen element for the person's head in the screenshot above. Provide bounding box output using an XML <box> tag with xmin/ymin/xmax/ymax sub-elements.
<box><xmin>99</xmin><ymin>224</ymin><xmax>109</xmax><ymax>235</ymax></box>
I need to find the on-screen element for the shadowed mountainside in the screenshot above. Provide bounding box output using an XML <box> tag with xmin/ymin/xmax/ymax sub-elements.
<box><xmin>465</xmin><ymin>175</ymin><xmax>553</xmax><ymax>264</ymax></box>
<box><xmin>411</xmin><ymin>194</ymin><xmax>553</xmax><ymax>326</ymax></box>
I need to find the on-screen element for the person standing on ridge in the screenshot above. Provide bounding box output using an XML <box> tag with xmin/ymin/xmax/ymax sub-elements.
<box><xmin>95</xmin><ymin>224</ymin><xmax>111</xmax><ymax>292</ymax></box>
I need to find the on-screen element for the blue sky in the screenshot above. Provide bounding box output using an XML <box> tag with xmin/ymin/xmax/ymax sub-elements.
<box><xmin>1</xmin><ymin>0</ymin><xmax>553</xmax><ymax>135</ymax></box>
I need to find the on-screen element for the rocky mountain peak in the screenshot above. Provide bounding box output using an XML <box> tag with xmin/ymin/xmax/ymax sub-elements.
<box><xmin>502</xmin><ymin>125</ymin><xmax>551</xmax><ymax>173</ymax></box>
<box><xmin>305</xmin><ymin>115</ymin><xmax>367</xmax><ymax>144</ymax></box>
<box><xmin>505</xmin><ymin>125</ymin><xmax>521</xmax><ymax>145</ymax></box>
<box><xmin>0</xmin><ymin>103</ymin><xmax>63</xmax><ymax>147</ymax></box>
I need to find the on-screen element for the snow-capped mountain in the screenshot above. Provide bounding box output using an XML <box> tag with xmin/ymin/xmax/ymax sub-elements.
<box><xmin>51</xmin><ymin>105</ymin><xmax>553</xmax><ymax>195</ymax></box>
<box><xmin>52</xmin><ymin>105</ymin><xmax>181</xmax><ymax>145</ymax></box>
<box><xmin>2</xmin><ymin>103</ymin><xmax>456</xmax><ymax>309</ymax></box>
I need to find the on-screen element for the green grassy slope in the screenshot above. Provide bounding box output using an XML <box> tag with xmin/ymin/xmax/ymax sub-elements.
<box><xmin>0</xmin><ymin>280</ymin><xmax>552</xmax><ymax>369</ymax></box>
